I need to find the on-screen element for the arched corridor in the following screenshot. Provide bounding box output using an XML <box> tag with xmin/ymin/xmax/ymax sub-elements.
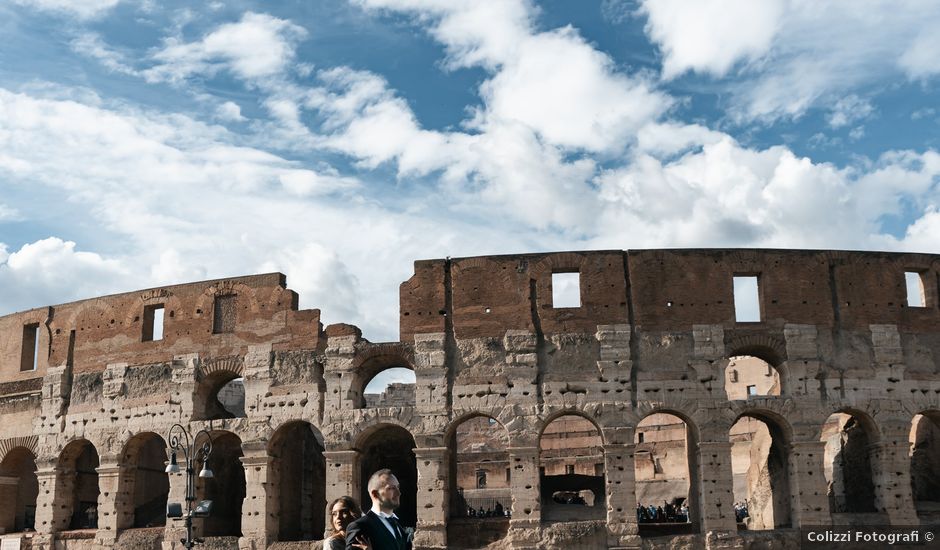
<box><xmin>269</xmin><ymin>421</ymin><xmax>326</xmax><ymax>541</ymax></box>
<box><xmin>358</xmin><ymin>425</ymin><xmax>417</xmax><ymax>528</ymax></box>
<box><xmin>0</xmin><ymin>447</ymin><xmax>38</xmax><ymax>533</ymax></box>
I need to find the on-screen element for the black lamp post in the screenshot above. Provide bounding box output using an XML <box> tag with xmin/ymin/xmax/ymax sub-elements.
<box><xmin>165</xmin><ymin>424</ymin><xmax>214</xmax><ymax>549</ymax></box>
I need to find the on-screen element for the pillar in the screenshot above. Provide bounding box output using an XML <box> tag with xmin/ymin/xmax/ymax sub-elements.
<box><xmin>413</xmin><ymin>446</ymin><xmax>448</xmax><ymax>550</ymax></box>
<box><xmin>162</xmin><ymin>457</ymin><xmax>189</xmax><ymax>550</ymax></box>
<box><xmin>239</xmin><ymin>449</ymin><xmax>274</xmax><ymax>550</ymax></box>
<box><xmin>872</xmin><ymin>421</ymin><xmax>919</xmax><ymax>526</ymax></box>
<box><xmin>696</xmin><ymin>441</ymin><xmax>737</xmax><ymax>532</ymax></box>
<box><xmin>95</xmin><ymin>462</ymin><xmax>122</xmax><ymax>547</ymax></box>
<box><xmin>604</xmin><ymin>442</ymin><xmax>640</xmax><ymax>549</ymax></box>
<box><xmin>324</xmin><ymin>449</ymin><xmax>360</xmax><ymax>535</ymax></box>
<box><xmin>31</xmin><ymin>463</ymin><xmax>58</xmax><ymax>548</ymax></box>
<box><xmin>789</xmin><ymin>440</ymin><xmax>831</xmax><ymax>526</ymax></box>
<box><xmin>507</xmin><ymin>446</ymin><xmax>540</xmax><ymax>549</ymax></box>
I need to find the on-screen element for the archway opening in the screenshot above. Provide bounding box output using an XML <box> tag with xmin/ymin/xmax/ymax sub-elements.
<box><xmin>729</xmin><ymin>414</ymin><xmax>791</xmax><ymax>529</ymax></box>
<box><xmin>635</xmin><ymin>413</ymin><xmax>697</xmax><ymax>536</ymax></box>
<box><xmin>0</xmin><ymin>447</ymin><xmax>38</xmax><ymax>533</ymax></box>
<box><xmin>270</xmin><ymin>421</ymin><xmax>326</xmax><ymax>541</ymax></box>
<box><xmin>196</xmin><ymin>431</ymin><xmax>245</xmax><ymax>537</ymax></box>
<box><xmin>822</xmin><ymin>412</ymin><xmax>877</xmax><ymax>514</ymax></box>
<box><xmin>362</xmin><ymin>367</ymin><xmax>416</xmax><ymax>408</ymax></box>
<box><xmin>195</xmin><ymin>372</ymin><xmax>246</xmax><ymax>420</ymax></box>
<box><xmin>724</xmin><ymin>355</ymin><xmax>781</xmax><ymax>399</ymax></box>
<box><xmin>447</xmin><ymin>415</ymin><xmax>510</xmax><ymax>547</ymax></box>
<box><xmin>123</xmin><ymin>433</ymin><xmax>169</xmax><ymax>529</ymax></box>
<box><xmin>58</xmin><ymin>440</ymin><xmax>100</xmax><ymax>531</ymax></box>
<box><xmin>359</xmin><ymin>425</ymin><xmax>417</xmax><ymax>529</ymax></box>
<box><xmin>910</xmin><ymin>412</ymin><xmax>940</xmax><ymax>521</ymax></box>
<box><xmin>539</xmin><ymin>415</ymin><xmax>604</xmax><ymax>522</ymax></box>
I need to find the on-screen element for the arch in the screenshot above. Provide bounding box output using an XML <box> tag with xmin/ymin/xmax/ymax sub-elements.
<box><xmin>357</xmin><ymin>424</ymin><xmax>417</xmax><ymax>529</ymax></box>
<box><xmin>120</xmin><ymin>432</ymin><xmax>169</xmax><ymax>529</ymax></box>
<box><xmin>196</xmin><ymin>431</ymin><xmax>245</xmax><ymax>538</ymax></box>
<box><xmin>193</xmin><ymin>367</ymin><xmax>245</xmax><ymax>421</ymax></box>
<box><xmin>539</xmin><ymin>414</ymin><xmax>605</xmax><ymax>522</ymax></box>
<box><xmin>634</xmin><ymin>410</ymin><xmax>698</xmax><ymax>535</ymax></box>
<box><xmin>447</xmin><ymin>413</ymin><xmax>511</xmax><ymax>547</ymax></box>
<box><xmin>351</xmin><ymin>344</ymin><xmax>416</xmax><ymax>408</ymax></box>
<box><xmin>537</xmin><ymin>409</ymin><xmax>606</xmax><ymax>444</ymax></box>
<box><xmin>822</xmin><ymin>409</ymin><xmax>879</xmax><ymax>514</ymax></box>
<box><xmin>728</xmin><ymin>410</ymin><xmax>793</xmax><ymax>529</ymax></box>
<box><xmin>910</xmin><ymin>410</ymin><xmax>940</xmax><ymax>517</ymax></box>
<box><xmin>363</xmin><ymin>367</ymin><xmax>416</xmax><ymax>408</ymax></box>
<box><xmin>57</xmin><ymin>439</ymin><xmax>100</xmax><ymax>531</ymax></box>
<box><xmin>726</xmin><ymin>337</ymin><xmax>786</xmax><ymax>368</ymax></box>
<box><xmin>724</xmin><ymin>355</ymin><xmax>784</xmax><ymax>399</ymax></box>
<box><xmin>269</xmin><ymin>421</ymin><xmax>326</xmax><ymax>541</ymax></box>
<box><xmin>0</xmin><ymin>446</ymin><xmax>38</xmax><ymax>533</ymax></box>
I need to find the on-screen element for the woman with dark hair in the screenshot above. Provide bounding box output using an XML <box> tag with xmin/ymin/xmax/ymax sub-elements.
<box><xmin>326</xmin><ymin>496</ymin><xmax>371</xmax><ymax>550</ymax></box>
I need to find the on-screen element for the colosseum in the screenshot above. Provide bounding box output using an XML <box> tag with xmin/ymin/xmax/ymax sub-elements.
<box><xmin>0</xmin><ymin>248</ymin><xmax>939</xmax><ymax>550</ymax></box>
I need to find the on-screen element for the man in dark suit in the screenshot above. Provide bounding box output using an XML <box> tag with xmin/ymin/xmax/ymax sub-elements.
<box><xmin>346</xmin><ymin>468</ymin><xmax>412</xmax><ymax>550</ymax></box>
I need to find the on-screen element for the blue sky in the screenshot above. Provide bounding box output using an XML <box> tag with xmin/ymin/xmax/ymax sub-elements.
<box><xmin>1</xmin><ymin>0</ymin><xmax>939</xmax><ymax>344</ymax></box>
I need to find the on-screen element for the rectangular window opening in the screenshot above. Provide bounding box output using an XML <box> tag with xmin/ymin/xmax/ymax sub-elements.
<box><xmin>505</xmin><ymin>468</ymin><xmax>511</xmax><ymax>483</ymax></box>
<box><xmin>20</xmin><ymin>323</ymin><xmax>39</xmax><ymax>372</ymax></box>
<box><xmin>552</xmin><ymin>272</ymin><xmax>581</xmax><ymax>308</ymax></box>
<box><xmin>637</xmin><ymin>432</ymin><xmax>645</xmax><ymax>443</ymax></box>
<box><xmin>213</xmin><ymin>294</ymin><xmax>237</xmax><ymax>334</ymax></box>
<box><xmin>733</xmin><ymin>275</ymin><xmax>761</xmax><ymax>322</ymax></box>
<box><xmin>565</xmin><ymin>464</ymin><xmax>575</xmax><ymax>475</ymax></box>
<box><xmin>747</xmin><ymin>385</ymin><xmax>757</xmax><ymax>397</ymax></box>
<box><xmin>906</xmin><ymin>271</ymin><xmax>927</xmax><ymax>308</ymax></box>
<box><xmin>142</xmin><ymin>304</ymin><xmax>165</xmax><ymax>342</ymax></box>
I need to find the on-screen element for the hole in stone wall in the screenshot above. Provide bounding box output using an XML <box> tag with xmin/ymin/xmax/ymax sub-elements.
<box><xmin>450</xmin><ymin>416</ymin><xmax>510</xmax><ymax>524</ymax></box>
<box><xmin>635</xmin><ymin>413</ymin><xmax>695</xmax><ymax>535</ymax></box>
<box><xmin>906</xmin><ymin>272</ymin><xmax>927</xmax><ymax>307</ymax></box>
<box><xmin>552</xmin><ymin>272</ymin><xmax>581</xmax><ymax>308</ymax></box>
<box><xmin>363</xmin><ymin>368</ymin><xmax>416</xmax><ymax>408</ymax></box>
<box><xmin>540</xmin><ymin>415</ymin><xmax>604</xmax><ymax>522</ymax></box>
<box><xmin>733</xmin><ymin>276</ymin><xmax>761</xmax><ymax>322</ymax></box>
<box><xmin>725</xmin><ymin>357</ymin><xmax>781</xmax><ymax>400</ymax></box>
<box><xmin>142</xmin><ymin>304</ymin><xmax>165</xmax><ymax>342</ymax></box>
<box><xmin>20</xmin><ymin>323</ymin><xmax>39</xmax><ymax>372</ymax></box>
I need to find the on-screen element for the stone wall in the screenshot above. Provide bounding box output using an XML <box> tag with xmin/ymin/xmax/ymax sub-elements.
<box><xmin>0</xmin><ymin>249</ymin><xmax>938</xmax><ymax>550</ymax></box>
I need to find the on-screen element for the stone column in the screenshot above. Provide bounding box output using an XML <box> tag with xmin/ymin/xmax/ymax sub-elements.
<box><xmin>240</xmin><ymin>448</ymin><xmax>274</xmax><ymax>550</ymax></box>
<box><xmin>872</xmin><ymin>421</ymin><xmax>919</xmax><ymax>526</ymax></box>
<box><xmin>696</xmin><ymin>441</ymin><xmax>737</xmax><ymax>532</ymax></box>
<box><xmin>507</xmin><ymin>446</ymin><xmax>540</xmax><ymax>549</ymax></box>
<box><xmin>788</xmin><ymin>440</ymin><xmax>831</xmax><ymax>526</ymax></box>
<box><xmin>32</xmin><ymin>462</ymin><xmax>59</xmax><ymax>548</ymax></box>
<box><xmin>95</xmin><ymin>461</ymin><xmax>122</xmax><ymax>547</ymax></box>
<box><xmin>413</xmin><ymin>446</ymin><xmax>448</xmax><ymax>550</ymax></box>
<box><xmin>604</xmin><ymin>442</ymin><xmax>640</xmax><ymax>549</ymax></box>
<box><xmin>324</xmin><ymin>449</ymin><xmax>360</xmax><ymax>535</ymax></box>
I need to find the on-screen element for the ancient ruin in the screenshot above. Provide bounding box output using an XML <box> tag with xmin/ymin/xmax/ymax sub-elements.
<box><xmin>0</xmin><ymin>249</ymin><xmax>939</xmax><ymax>549</ymax></box>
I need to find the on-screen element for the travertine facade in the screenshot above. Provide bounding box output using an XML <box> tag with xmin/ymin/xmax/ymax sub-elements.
<box><xmin>0</xmin><ymin>249</ymin><xmax>939</xmax><ymax>550</ymax></box>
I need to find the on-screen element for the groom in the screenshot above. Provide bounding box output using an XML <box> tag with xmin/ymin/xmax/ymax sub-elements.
<box><xmin>346</xmin><ymin>469</ymin><xmax>412</xmax><ymax>550</ymax></box>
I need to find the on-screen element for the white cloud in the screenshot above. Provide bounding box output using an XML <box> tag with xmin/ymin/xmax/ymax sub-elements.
<box><xmin>13</xmin><ymin>0</ymin><xmax>120</xmax><ymax>20</ymax></box>
<box><xmin>639</xmin><ymin>1</ymin><xmax>940</xmax><ymax>121</ymax></box>
<box><xmin>0</xmin><ymin>238</ymin><xmax>128</xmax><ymax>313</ymax></box>
<box><xmin>827</xmin><ymin>95</ymin><xmax>874</xmax><ymax>129</ymax></box>
<box><xmin>70</xmin><ymin>32</ymin><xmax>138</xmax><ymax>75</ymax></box>
<box><xmin>0</xmin><ymin>204</ymin><xmax>22</xmax><ymax>221</ymax></box>
<box><xmin>899</xmin><ymin>28</ymin><xmax>940</xmax><ymax>79</ymax></box>
<box><xmin>215</xmin><ymin>101</ymin><xmax>246</xmax><ymax>122</ymax></box>
<box><xmin>144</xmin><ymin>12</ymin><xmax>308</xmax><ymax>83</ymax></box>
<box><xmin>640</xmin><ymin>0</ymin><xmax>784</xmax><ymax>79</ymax></box>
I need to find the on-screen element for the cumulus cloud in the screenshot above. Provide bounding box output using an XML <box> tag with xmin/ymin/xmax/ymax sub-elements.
<box><xmin>144</xmin><ymin>12</ymin><xmax>308</xmax><ymax>83</ymax></box>
<box><xmin>640</xmin><ymin>0</ymin><xmax>784</xmax><ymax>79</ymax></box>
<box><xmin>0</xmin><ymin>238</ymin><xmax>128</xmax><ymax>313</ymax></box>
<box><xmin>215</xmin><ymin>101</ymin><xmax>246</xmax><ymax>122</ymax></box>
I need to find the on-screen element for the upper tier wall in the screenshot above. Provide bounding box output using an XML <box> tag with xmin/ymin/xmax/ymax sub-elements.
<box><xmin>0</xmin><ymin>273</ymin><xmax>321</xmax><ymax>389</ymax></box>
<box><xmin>400</xmin><ymin>249</ymin><xmax>940</xmax><ymax>341</ymax></box>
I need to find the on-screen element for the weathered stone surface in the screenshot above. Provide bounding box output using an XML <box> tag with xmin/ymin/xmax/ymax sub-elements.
<box><xmin>0</xmin><ymin>249</ymin><xmax>937</xmax><ymax>549</ymax></box>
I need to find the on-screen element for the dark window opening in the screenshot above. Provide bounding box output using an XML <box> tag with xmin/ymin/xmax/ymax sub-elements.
<box><xmin>141</xmin><ymin>304</ymin><xmax>165</xmax><ymax>342</ymax></box>
<box><xmin>20</xmin><ymin>323</ymin><xmax>39</xmax><ymax>372</ymax></box>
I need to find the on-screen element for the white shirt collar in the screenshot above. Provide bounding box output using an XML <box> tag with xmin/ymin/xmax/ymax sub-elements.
<box><xmin>371</xmin><ymin>505</ymin><xmax>399</xmax><ymax>520</ymax></box>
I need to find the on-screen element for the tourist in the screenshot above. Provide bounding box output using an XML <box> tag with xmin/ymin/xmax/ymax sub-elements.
<box><xmin>325</xmin><ymin>496</ymin><xmax>370</xmax><ymax>550</ymax></box>
<box><xmin>346</xmin><ymin>469</ymin><xmax>413</xmax><ymax>550</ymax></box>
